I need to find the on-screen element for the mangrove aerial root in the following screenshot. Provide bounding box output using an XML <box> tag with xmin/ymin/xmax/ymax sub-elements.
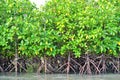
<box><xmin>1</xmin><ymin>54</ymin><xmax>120</xmax><ymax>74</ymax></box>
<box><xmin>0</xmin><ymin>66</ymin><xmax>4</xmax><ymax>72</ymax></box>
<box><xmin>37</xmin><ymin>56</ymin><xmax>53</xmax><ymax>73</ymax></box>
<box><xmin>57</xmin><ymin>53</ymin><xmax>77</xmax><ymax>74</ymax></box>
<box><xmin>80</xmin><ymin>54</ymin><xmax>100</xmax><ymax>74</ymax></box>
<box><xmin>96</xmin><ymin>54</ymin><xmax>108</xmax><ymax>73</ymax></box>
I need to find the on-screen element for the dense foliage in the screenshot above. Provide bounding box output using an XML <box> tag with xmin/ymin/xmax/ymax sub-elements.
<box><xmin>0</xmin><ymin>0</ymin><xmax>40</xmax><ymax>57</ymax></box>
<box><xmin>42</xmin><ymin>0</ymin><xmax>120</xmax><ymax>57</ymax></box>
<box><xmin>0</xmin><ymin>0</ymin><xmax>120</xmax><ymax>59</ymax></box>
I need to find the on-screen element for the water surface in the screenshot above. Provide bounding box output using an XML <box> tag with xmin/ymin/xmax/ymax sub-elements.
<box><xmin>0</xmin><ymin>73</ymin><xmax>119</xmax><ymax>80</ymax></box>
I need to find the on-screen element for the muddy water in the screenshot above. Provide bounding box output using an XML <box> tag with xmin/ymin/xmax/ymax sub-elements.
<box><xmin>0</xmin><ymin>73</ymin><xmax>120</xmax><ymax>80</ymax></box>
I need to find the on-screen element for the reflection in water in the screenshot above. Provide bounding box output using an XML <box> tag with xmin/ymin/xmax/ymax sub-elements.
<box><xmin>0</xmin><ymin>73</ymin><xmax>120</xmax><ymax>80</ymax></box>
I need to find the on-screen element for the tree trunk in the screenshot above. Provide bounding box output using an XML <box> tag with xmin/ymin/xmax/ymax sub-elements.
<box><xmin>14</xmin><ymin>33</ymin><xmax>18</xmax><ymax>75</ymax></box>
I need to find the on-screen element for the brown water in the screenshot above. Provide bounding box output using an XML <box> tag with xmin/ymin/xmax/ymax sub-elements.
<box><xmin>0</xmin><ymin>73</ymin><xmax>120</xmax><ymax>80</ymax></box>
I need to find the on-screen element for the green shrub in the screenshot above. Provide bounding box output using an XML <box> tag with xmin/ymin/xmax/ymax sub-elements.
<box><xmin>42</xmin><ymin>0</ymin><xmax>120</xmax><ymax>57</ymax></box>
<box><xmin>0</xmin><ymin>0</ymin><xmax>120</xmax><ymax>58</ymax></box>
